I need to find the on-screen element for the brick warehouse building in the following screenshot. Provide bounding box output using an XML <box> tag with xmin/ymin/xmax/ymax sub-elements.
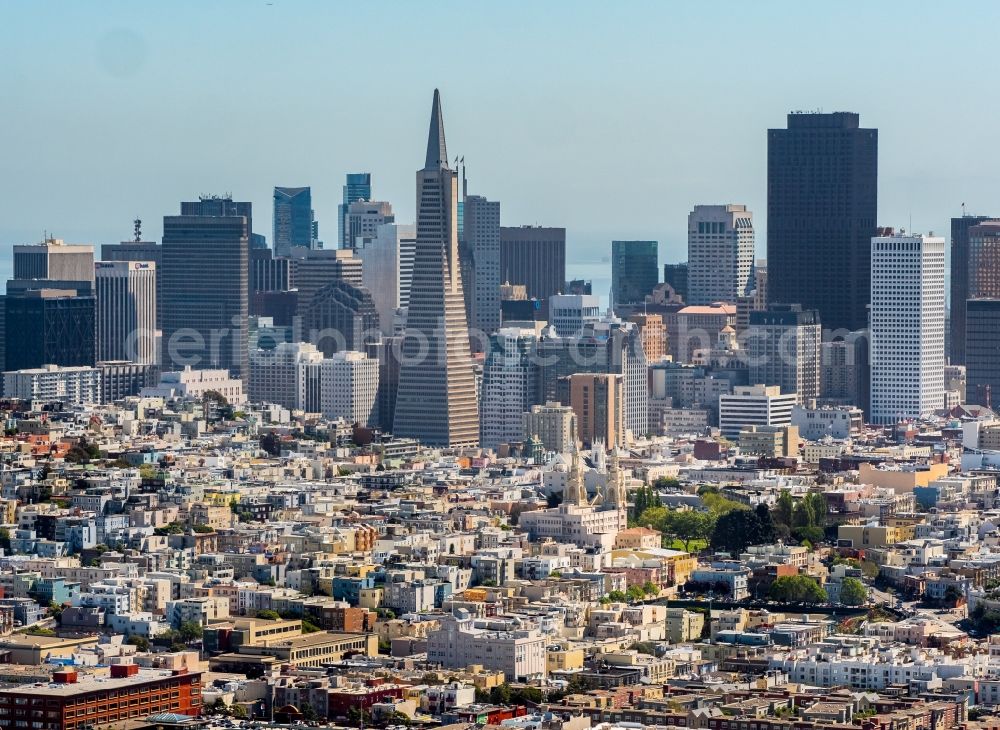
<box><xmin>0</xmin><ymin>665</ymin><xmax>202</xmax><ymax>730</ymax></box>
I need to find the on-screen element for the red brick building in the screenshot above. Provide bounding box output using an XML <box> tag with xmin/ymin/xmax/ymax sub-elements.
<box><xmin>0</xmin><ymin>666</ymin><xmax>202</xmax><ymax>730</ymax></box>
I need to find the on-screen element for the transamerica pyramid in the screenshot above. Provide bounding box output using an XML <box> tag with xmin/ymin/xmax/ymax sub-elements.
<box><xmin>392</xmin><ymin>90</ymin><xmax>481</xmax><ymax>448</ymax></box>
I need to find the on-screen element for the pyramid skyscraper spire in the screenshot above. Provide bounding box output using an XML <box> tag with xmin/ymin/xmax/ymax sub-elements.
<box><xmin>425</xmin><ymin>88</ymin><xmax>449</xmax><ymax>170</ymax></box>
<box><xmin>393</xmin><ymin>90</ymin><xmax>480</xmax><ymax>448</ymax></box>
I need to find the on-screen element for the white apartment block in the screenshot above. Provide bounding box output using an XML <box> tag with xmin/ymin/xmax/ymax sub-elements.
<box><xmin>687</xmin><ymin>204</ymin><xmax>754</xmax><ymax>306</ymax></box>
<box><xmin>792</xmin><ymin>404</ymin><xmax>863</xmax><ymax>440</ymax></box>
<box><xmin>319</xmin><ymin>351</ymin><xmax>379</xmax><ymax>426</ymax></box>
<box><xmin>870</xmin><ymin>233</ymin><xmax>946</xmax><ymax>425</ymax></box>
<box><xmin>95</xmin><ymin>260</ymin><xmax>157</xmax><ymax>364</ymax></box>
<box><xmin>426</xmin><ymin>613</ymin><xmax>547</xmax><ymax>681</ymax></box>
<box><xmin>141</xmin><ymin>366</ymin><xmax>246</xmax><ymax>405</ymax></box>
<box><xmin>3</xmin><ymin>365</ymin><xmax>101</xmax><ymax>405</ymax></box>
<box><xmin>718</xmin><ymin>384</ymin><xmax>796</xmax><ymax>439</ymax></box>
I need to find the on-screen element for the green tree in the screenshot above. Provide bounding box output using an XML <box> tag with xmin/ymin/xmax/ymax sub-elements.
<box><xmin>775</xmin><ymin>490</ymin><xmax>794</xmax><ymax>527</ymax></box>
<box><xmin>839</xmin><ymin>577</ymin><xmax>867</xmax><ymax>606</ymax></box>
<box><xmin>769</xmin><ymin>575</ymin><xmax>827</xmax><ymax>603</ymax></box>
<box><xmin>255</xmin><ymin>609</ymin><xmax>281</xmax><ymax>620</ymax></box>
<box><xmin>178</xmin><ymin>621</ymin><xmax>203</xmax><ymax>642</ymax></box>
<box><xmin>230</xmin><ymin>704</ymin><xmax>248</xmax><ymax>719</ymax></box>
<box><xmin>626</xmin><ymin>585</ymin><xmax>647</xmax><ymax>602</ymax></box>
<box><xmin>642</xmin><ymin>581</ymin><xmax>659</xmax><ymax>596</ymax></box>
<box><xmin>669</xmin><ymin>510</ymin><xmax>714</xmax><ymax>552</ymax></box>
<box><xmin>126</xmin><ymin>634</ymin><xmax>151</xmax><ymax>651</ymax></box>
<box><xmin>607</xmin><ymin>590</ymin><xmax>627</xmax><ymax>603</ymax></box>
<box><xmin>489</xmin><ymin>683</ymin><xmax>513</xmax><ymax>705</ymax></box>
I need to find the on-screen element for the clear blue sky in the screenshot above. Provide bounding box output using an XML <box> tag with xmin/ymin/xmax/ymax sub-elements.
<box><xmin>2</xmin><ymin>0</ymin><xmax>998</xmax><ymax>285</ymax></box>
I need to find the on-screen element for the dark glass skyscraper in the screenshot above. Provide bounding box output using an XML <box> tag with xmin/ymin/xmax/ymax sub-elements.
<box><xmin>499</xmin><ymin>226</ymin><xmax>566</xmax><ymax>309</ymax></box>
<box><xmin>612</xmin><ymin>240</ymin><xmax>658</xmax><ymax>306</ymax></box>
<box><xmin>663</xmin><ymin>262</ymin><xmax>688</xmax><ymax>301</ymax></box>
<box><xmin>951</xmin><ymin>214</ymin><xmax>995</xmax><ymax>364</ymax></box>
<box><xmin>273</xmin><ymin>186</ymin><xmax>317</xmax><ymax>256</ymax></box>
<box><xmin>339</xmin><ymin>173</ymin><xmax>372</xmax><ymax>247</ymax></box>
<box><xmin>767</xmin><ymin>112</ymin><xmax>877</xmax><ymax>333</ymax></box>
<box><xmin>966</xmin><ymin>298</ymin><xmax>1000</xmax><ymax>408</ymax></box>
<box><xmin>4</xmin><ymin>288</ymin><xmax>96</xmax><ymax>371</ymax></box>
<box><xmin>162</xmin><ymin>197</ymin><xmax>249</xmax><ymax>378</ymax></box>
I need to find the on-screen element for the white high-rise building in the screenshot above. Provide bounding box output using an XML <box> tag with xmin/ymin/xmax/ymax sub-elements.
<box><xmin>344</xmin><ymin>200</ymin><xmax>394</xmax><ymax>249</ymax></box>
<box><xmin>870</xmin><ymin>233</ymin><xmax>946</xmax><ymax>425</ymax></box>
<box><xmin>464</xmin><ymin>194</ymin><xmax>502</xmax><ymax>338</ymax></box>
<box><xmin>548</xmin><ymin>294</ymin><xmax>602</xmax><ymax>336</ymax></box>
<box><xmin>357</xmin><ymin>222</ymin><xmax>416</xmax><ymax>334</ymax></box>
<box><xmin>247</xmin><ymin>341</ymin><xmax>324</xmax><ymax>412</ymax></box>
<box><xmin>687</xmin><ymin>205</ymin><xmax>754</xmax><ymax>306</ymax></box>
<box><xmin>320</xmin><ymin>351</ymin><xmax>379</xmax><ymax>426</ymax></box>
<box><xmin>718</xmin><ymin>384</ymin><xmax>797</xmax><ymax>439</ymax></box>
<box><xmin>480</xmin><ymin>326</ymin><xmax>539</xmax><ymax>449</ymax></box>
<box><xmin>95</xmin><ymin>260</ymin><xmax>157</xmax><ymax>364</ymax></box>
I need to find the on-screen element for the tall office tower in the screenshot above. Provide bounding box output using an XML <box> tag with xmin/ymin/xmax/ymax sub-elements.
<box><xmin>343</xmin><ymin>200</ymin><xmax>394</xmax><ymax>250</ymax></box>
<box><xmin>522</xmin><ymin>402</ymin><xmax>578</xmax><ymax>454</ymax></box>
<box><xmin>247</xmin><ymin>341</ymin><xmax>324</xmax><ymax>411</ymax></box>
<box><xmin>302</xmin><ymin>279</ymin><xmax>379</xmax><ymax>356</ymax></box>
<box><xmin>627</xmin><ymin>312</ymin><xmax>667</xmax><ymax>363</ymax></box>
<box><xmin>499</xmin><ymin>226</ymin><xmax>566</xmax><ymax>308</ymax></box>
<box><xmin>339</xmin><ymin>173</ymin><xmax>372</xmax><ymax>247</ymax></box>
<box><xmin>249</xmin><ymin>248</ymin><xmax>292</xmax><ymax>292</ymax></box>
<box><xmin>746</xmin><ymin>304</ymin><xmax>821</xmax><ymax>403</ymax></box>
<box><xmin>320</xmin><ymin>351</ymin><xmax>379</xmax><ymax>426</ymax></box>
<box><xmin>611</xmin><ymin>240</ymin><xmax>658</xmax><ymax>306</ymax></box>
<box><xmin>392</xmin><ymin>90</ymin><xmax>480</xmax><ymax>447</ymax></box>
<box><xmin>687</xmin><ymin>205</ymin><xmax>754</xmax><ymax>305</ymax></box>
<box><xmin>161</xmin><ymin>197</ymin><xmax>250</xmax><ymax>378</ymax></box>
<box><xmin>662</xmin><ymin>262</ymin><xmax>688</xmax><ymax>302</ymax></box>
<box><xmin>820</xmin><ymin>330</ymin><xmax>869</xmax><ymax>415</ymax></box>
<box><xmin>950</xmin><ymin>215</ymin><xmax>994</xmax><ymax>364</ymax></box>
<box><xmin>95</xmin><ymin>261</ymin><xmax>157</xmax><ymax>364</ymax></box>
<box><xmin>13</xmin><ymin>238</ymin><xmax>95</xmax><ymax>283</ymax></box>
<box><xmin>290</xmin><ymin>248</ymin><xmax>363</xmax><ymax>318</ymax></box>
<box><xmin>464</xmin><ymin>194</ymin><xmax>502</xmax><ymax>341</ymax></box>
<box><xmin>4</xmin><ymin>285</ymin><xmax>96</xmax><ymax>372</ymax></box>
<box><xmin>370</xmin><ymin>335</ymin><xmax>402</xmax><ymax>432</ymax></box>
<box><xmin>537</xmin><ymin>319</ymin><xmax>648</xmax><ymax>439</ymax></box>
<box><xmin>567</xmin><ymin>373</ymin><xmax>625</xmax><ymax>449</ymax></box>
<box><xmin>968</xmin><ymin>221</ymin><xmax>1000</xmax><ymax>300</ymax></box>
<box><xmin>549</xmin><ymin>294</ymin><xmax>602</xmax><ymax>336</ymax></box>
<box><xmin>767</xmin><ymin>112</ymin><xmax>877</xmax><ymax>332</ymax></box>
<box><xmin>869</xmin><ymin>233</ymin><xmax>945</xmax><ymax>425</ymax></box>
<box><xmin>102</xmin><ymin>225</ymin><xmax>162</xmax><ymax>328</ymax></box>
<box><xmin>273</xmin><ymin>186</ymin><xmax>317</xmax><ymax>256</ymax></box>
<box><xmin>357</xmin><ymin>223</ymin><xmax>417</xmax><ymax>334</ymax></box>
<box><xmin>966</xmin><ymin>299</ymin><xmax>1000</xmax><ymax>408</ymax></box>
<box><xmin>480</xmin><ymin>326</ymin><xmax>540</xmax><ymax>449</ymax></box>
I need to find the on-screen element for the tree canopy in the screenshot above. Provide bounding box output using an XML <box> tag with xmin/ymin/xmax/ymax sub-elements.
<box><xmin>769</xmin><ymin>575</ymin><xmax>827</xmax><ymax>603</ymax></box>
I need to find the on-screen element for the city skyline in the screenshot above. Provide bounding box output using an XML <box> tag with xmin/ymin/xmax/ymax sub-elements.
<box><xmin>3</xmin><ymin>2</ymin><xmax>998</xmax><ymax>281</ymax></box>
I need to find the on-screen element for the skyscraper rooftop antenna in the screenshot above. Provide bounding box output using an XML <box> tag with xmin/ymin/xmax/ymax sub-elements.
<box><xmin>134</xmin><ymin>218</ymin><xmax>142</xmax><ymax>242</ymax></box>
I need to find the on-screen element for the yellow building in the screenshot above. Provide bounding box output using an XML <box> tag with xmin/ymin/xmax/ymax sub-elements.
<box><xmin>665</xmin><ymin>608</ymin><xmax>704</xmax><ymax>643</ymax></box>
<box><xmin>359</xmin><ymin>587</ymin><xmax>383</xmax><ymax>610</ymax></box>
<box><xmin>837</xmin><ymin>523</ymin><xmax>917</xmax><ymax>549</ymax></box>
<box><xmin>614</xmin><ymin>527</ymin><xmax>662</xmax><ymax>550</ymax></box>
<box><xmin>546</xmin><ymin>647</ymin><xmax>585</xmax><ymax>673</ymax></box>
<box><xmin>858</xmin><ymin>462</ymin><xmax>949</xmax><ymax>494</ymax></box>
<box><xmin>235</xmin><ymin>631</ymin><xmax>378</xmax><ymax>668</ymax></box>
